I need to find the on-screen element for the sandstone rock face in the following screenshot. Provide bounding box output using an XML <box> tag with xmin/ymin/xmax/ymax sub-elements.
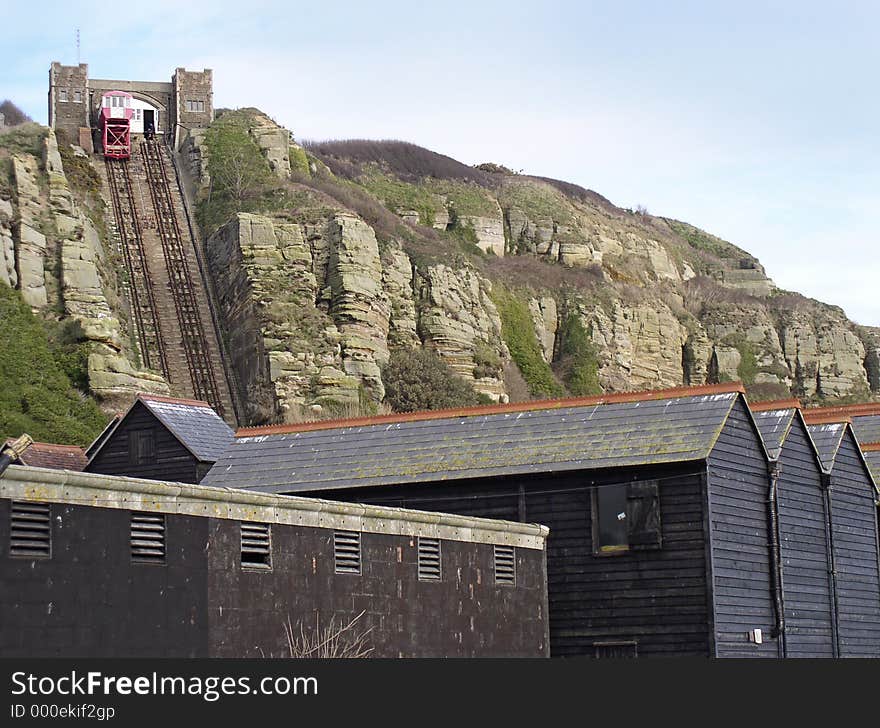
<box><xmin>12</xmin><ymin>155</ymin><xmax>48</xmax><ymax>308</ymax></box>
<box><xmin>580</xmin><ymin>299</ymin><xmax>688</xmax><ymax>391</ymax></box>
<box><xmin>416</xmin><ymin>264</ymin><xmax>507</xmax><ymax>401</ymax></box>
<box><xmin>248</xmin><ymin>114</ymin><xmax>291</xmax><ymax>179</ymax></box>
<box><xmin>683</xmin><ymin>326</ymin><xmax>712</xmax><ymax>385</ymax></box>
<box><xmin>0</xmin><ymin>197</ymin><xmax>15</xmax><ymax>288</ymax></box>
<box><xmin>460</xmin><ymin>200</ymin><xmax>505</xmax><ymax>256</ymax></box>
<box><xmin>327</xmin><ymin>215</ymin><xmax>391</xmax><ymax>402</ymax></box>
<box><xmin>529</xmin><ymin>296</ymin><xmax>558</xmax><ymax>363</ymax></box>
<box><xmin>383</xmin><ymin>248</ymin><xmax>419</xmax><ymax>348</ymax></box>
<box><xmin>777</xmin><ymin>308</ymin><xmax>869</xmax><ymax>399</ymax></box>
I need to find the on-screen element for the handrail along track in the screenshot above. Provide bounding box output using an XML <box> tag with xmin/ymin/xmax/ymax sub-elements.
<box><xmin>105</xmin><ymin>157</ymin><xmax>169</xmax><ymax>378</ymax></box>
<box><xmin>140</xmin><ymin>139</ymin><xmax>224</xmax><ymax>416</ymax></box>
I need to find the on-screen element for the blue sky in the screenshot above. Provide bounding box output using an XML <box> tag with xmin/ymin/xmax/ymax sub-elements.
<box><xmin>5</xmin><ymin>1</ymin><xmax>878</xmax><ymax>324</ymax></box>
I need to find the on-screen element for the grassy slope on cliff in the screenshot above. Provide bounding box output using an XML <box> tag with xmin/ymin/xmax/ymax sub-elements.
<box><xmin>0</xmin><ymin>284</ymin><xmax>108</xmax><ymax>446</ymax></box>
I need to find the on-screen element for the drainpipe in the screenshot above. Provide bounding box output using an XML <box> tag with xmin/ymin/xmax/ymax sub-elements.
<box><xmin>767</xmin><ymin>461</ymin><xmax>786</xmax><ymax>656</ymax></box>
<box><xmin>0</xmin><ymin>434</ymin><xmax>33</xmax><ymax>477</ymax></box>
<box><xmin>821</xmin><ymin>471</ymin><xmax>840</xmax><ymax>658</ymax></box>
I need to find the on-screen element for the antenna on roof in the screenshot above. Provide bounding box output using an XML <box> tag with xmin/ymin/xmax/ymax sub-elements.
<box><xmin>76</xmin><ymin>28</ymin><xmax>80</xmax><ymax>64</ymax></box>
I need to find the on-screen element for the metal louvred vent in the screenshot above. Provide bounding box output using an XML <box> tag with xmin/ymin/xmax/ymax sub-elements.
<box><xmin>334</xmin><ymin>531</ymin><xmax>361</xmax><ymax>575</ymax></box>
<box><xmin>10</xmin><ymin>501</ymin><xmax>51</xmax><ymax>558</ymax></box>
<box><xmin>494</xmin><ymin>545</ymin><xmax>516</xmax><ymax>586</ymax></box>
<box><xmin>418</xmin><ymin>537</ymin><xmax>441</xmax><ymax>581</ymax></box>
<box><xmin>241</xmin><ymin>523</ymin><xmax>271</xmax><ymax>568</ymax></box>
<box><xmin>130</xmin><ymin>513</ymin><xmax>165</xmax><ymax>562</ymax></box>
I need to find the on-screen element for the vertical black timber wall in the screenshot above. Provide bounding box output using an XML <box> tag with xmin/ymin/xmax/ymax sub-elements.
<box><xmin>707</xmin><ymin>399</ymin><xmax>778</xmax><ymax>657</ymax></box>
<box><xmin>206</xmin><ymin>519</ymin><xmax>547</xmax><ymax>657</ymax></box>
<box><xmin>776</xmin><ymin>419</ymin><xmax>835</xmax><ymax>657</ymax></box>
<box><xmin>85</xmin><ymin>402</ymin><xmax>199</xmax><ymax>483</ymax></box>
<box><xmin>320</xmin><ymin>463</ymin><xmax>712</xmax><ymax>658</ymax></box>
<box><xmin>829</xmin><ymin>433</ymin><xmax>880</xmax><ymax>657</ymax></box>
<box><xmin>0</xmin><ymin>499</ymin><xmax>547</xmax><ymax>657</ymax></box>
<box><xmin>0</xmin><ymin>500</ymin><xmax>209</xmax><ymax>657</ymax></box>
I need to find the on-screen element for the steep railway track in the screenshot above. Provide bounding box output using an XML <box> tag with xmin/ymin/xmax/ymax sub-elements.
<box><xmin>139</xmin><ymin>139</ymin><xmax>225</xmax><ymax>416</ymax></box>
<box><xmin>104</xmin><ymin>158</ymin><xmax>170</xmax><ymax>379</ymax></box>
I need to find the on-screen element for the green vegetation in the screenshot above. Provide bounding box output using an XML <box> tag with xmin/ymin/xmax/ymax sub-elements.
<box><xmin>736</xmin><ymin>344</ymin><xmax>758</xmax><ymax>386</ymax></box>
<box><xmin>473</xmin><ymin>341</ymin><xmax>503</xmax><ymax>380</ymax></box>
<box><xmin>498</xmin><ymin>177</ymin><xmax>574</xmax><ymax>226</ymax></box>
<box><xmin>197</xmin><ymin>110</ymin><xmax>278</xmax><ymax>233</ymax></box>
<box><xmin>289</xmin><ymin>145</ymin><xmax>311</xmax><ymax>176</ymax></box>
<box><xmin>554</xmin><ymin>313</ymin><xmax>601</xmax><ymax>396</ymax></box>
<box><xmin>357</xmin><ymin>167</ymin><xmax>439</xmax><ymax>226</ymax></box>
<box><xmin>492</xmin><ymin>286</ymin><xmax>565</xmax><ymax>399</ymax></box>
<box><xmin>0</xmin><ymin>284</ymin><xmax>107</xmax><ymax>446</ymax></box>
<box><xmin>666</xmin><ymin>219</ymin><xmax>751</xmax><ymax>262</ymax></box>
<box><xmin>382</xmin><ymin>348</ymin><xmax>482</xmax><ymax>412</ymax></box>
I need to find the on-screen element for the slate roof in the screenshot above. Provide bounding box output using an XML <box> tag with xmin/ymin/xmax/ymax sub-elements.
<box><xmin>204</xmin><ymin>383</ymin><xmax>746</xmax><ymax>494</ymax></box>
<box><xmin>751</xmin><ymin>405</ymin><xmax>798</xmax><ymax>461</ymax></box>
<box><xmin>4</xmin><ymin>440</ymin><xmax>87</xmax><ymax>471</ymax></box>
<box><xmin>85</xmin><ymin>394</ymin><xmax>234</xmax><ymax>465</ymax></box>
<box><xmin>863</xmin><ymin>446</ymin><xmax>880</xmax><ymax>483</ymax></box>
<box><xmin>805</xmin><ymin>403</ymin><xmax>880</xmax><ymax>446</ymax></box>
<box><xmin>138</xmin><ymin>395</ymin><xmax>234</xmax><ymax>462</ymax></box>
<box><xmin>806</xmin><ymin>423</ymin><xmax>847</xmax><ymax>471</ymax></box>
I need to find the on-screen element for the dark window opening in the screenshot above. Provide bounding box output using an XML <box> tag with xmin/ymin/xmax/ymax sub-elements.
<box><xmin>494</xmin><ymin>545</ymin><xmax>516</xmax><ymax>586</ymax></box>
<box><xmin>334</xmin><ymin>531</ymin><xmax>361</xmax><ymax>575</ymax></box>
<box><xmin>9</xmin><ymin>501</ymin><xmax>51</xmax><ymax>558</ymax></box>
<box><xmin>128</xmin><ymin>429</ymin><xmax>156</xmax><ymax>466</ymax></box>
<box><xmin>418</xmin><ymin>537</ymin><xmax>441</xmax><ymax>581</ymax></box>
<box><xmin>594</xmin><ymin>641</ymin><xmax>638</xmax><ymax>658</ymax></box>
<box><xmin>241</xmin><ymin>522</ymin><xmax>272</xmax><ymax>569</ymax></box>
<box><xmin>593</xmin><ymin>480</ymin><xmax>662</xmax><ymax>554</ymax></box>
<box><xmin>131</xmin><ymin>513</ymin><xmax>165</xmax><ymax>563</ymax></box>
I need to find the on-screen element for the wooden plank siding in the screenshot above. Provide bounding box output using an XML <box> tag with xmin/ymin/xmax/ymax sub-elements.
<box><xmin>85</xmin><ymin>401</ymin><xmax>200</xmax><ymax>483</ymax></box>
<box><xmin>707</xmin><ymin>398</ymin><xmax>778</xmax><ymax>657</ymax></box>
<box><xmin>829</xmin><ymin>432</ymin><xmax>880</xmax><ymax>657</ymax></box>
<box><xmin>776</xmin><ymin>417</ymin><xmax>835</xmax><ymax>657</ymax></box>
<box><xmin>315</xmin><ymin>462</ymin><xmax>712</xmax><ymax>658</ymax></box>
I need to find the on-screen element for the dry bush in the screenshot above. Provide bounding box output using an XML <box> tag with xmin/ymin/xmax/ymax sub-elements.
<box><xmin>486</xmin><ymin>255</ymin><xmax>604</xmax><ymax>290</ymax></box>
<box><xmin>283</xmin><ymin>610</ymin><xmax>374</xmax><ymax>659</ymax></box>
<box><xmin>303</xmin><ymin>139</ymin><xmax>493</xmax><ymax>185</ymax></box>
<box><xmin>0</xmin><ymin>100</ymin><xmax>31</xmax><ymax>127</ymax></box>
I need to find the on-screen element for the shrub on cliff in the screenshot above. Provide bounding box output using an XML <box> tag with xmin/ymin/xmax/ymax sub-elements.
<box><xmin>492</xmin><ymin>286</ymin><xmax>565</xmax><ymax>399</ymax></box>
<box><xmin>0</xmin><ymin>284</ymin><xmax>107</xmax><ymax>446</ymax></box>
<box><xmin>382</xmin><ymin>348</ymin><xmax>482</xmax><ymax>412</ymax></box>
<box><xmin>555</xmin><ymin>313</ymin><xmax>601</xmax><ymax>396</ymax></box>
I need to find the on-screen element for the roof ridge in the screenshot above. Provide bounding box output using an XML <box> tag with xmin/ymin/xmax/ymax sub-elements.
<box><xmin>4</xmin><ymin>439</ymin><xmax>84</xmax><ymax>453</ymax></box>
<box><xmin>804</xmin><ymin>402</ymin><xmax>880</xmax><ymax>418</ymax></box>
<box><xmin>235</xmin><ymin>381</ymin><xmax>745</xmax><ymax>437</ymax></box>
<box><xmin>750</xmin><ymin>398</ymin><xmax>802</xmax><ymax>412</ymax></box>
<box><xmin>138</xmin><ymin>392</ymin><xmax>213</xmax><ymax>407</ymax></box>
<box><xmin>803</xmin><ymin>411</ymin><xmax>854</xmax><ymax>425</ymax></box>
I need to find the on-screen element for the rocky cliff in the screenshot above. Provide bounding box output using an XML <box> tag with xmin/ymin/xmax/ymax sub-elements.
<box><xmin>192</xmin><ymin>115</ymin><xmax>876</xmax><ymax>422</ymax></box>
<box><xmin>0</xmin><ymin>123</ymin><xmax>167</xmax><ymax>418</ymax></box>
<box><xmin>2</xmin><ymin>110</ymin><xmax>876</xmax><ymax>434</ymax></box>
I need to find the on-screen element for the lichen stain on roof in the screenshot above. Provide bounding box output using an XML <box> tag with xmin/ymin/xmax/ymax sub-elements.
<box><xmin>204</xmin><ymin>389</ymin><xmax>743</xmax><ymax>494</ymax></box>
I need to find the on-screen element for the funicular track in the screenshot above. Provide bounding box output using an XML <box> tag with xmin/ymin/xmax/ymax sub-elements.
<box><xmin>105</xmin><ymin>158</ymin><xmax>170</xmax><ymax>379</ymax></box>
<box><xmin>139</xmin><ymin>139</ymin><xmax>225</xmax><ymax>417</ymax></box>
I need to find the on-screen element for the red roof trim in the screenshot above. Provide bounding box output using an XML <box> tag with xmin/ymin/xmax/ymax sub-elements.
<box><xmin>235</xmin><ymin>381</ymin><xmax>746</xmax><ymax>438</ymax></box>
<box><xmin>750</xmin><ymin>398</ymin><xmax>802</xmax><ymax>412</ymax></box>
<box><xmin>137</xmin><ymin>393</ymin><xmax>212</xmax><ymax>408</ymax></box>
<box><xmin>804</xmin><ymin>402</ymin><xmax>880</xmax><ymax>418</ymax></box>
<box><xmin>4</xmin><ymin>440</ymin><xmax>84</xmax><ymax>454</ymax></box>
<box><xmin>862</xmin><ymin>442</ymin><xmax>880</xmax><ymax>452</ymax></box>
<box><xmin>802</xmin><ymin>411</ymin><xmax>853</xmax><ymax>425</ymax></box>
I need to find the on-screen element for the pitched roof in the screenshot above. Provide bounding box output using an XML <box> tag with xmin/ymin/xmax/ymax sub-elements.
<box><xmin>752</xmin><ymin>408</ymin><xmax>797</xmax><ymax>461</ymax></box>
<box><xmin>5</xmin><ymin>440</ymin><xmax>87</xmax><ymax>471</ymax></box>
<box><xmin>138</xmin><ymin>394</ymin><xmax>234</xmax><ymax>462</ymax></box>
<box><xmin>804</xmin><ymin>403</ymin><xmax>880</xmax><ymax>445</ymax></box>
<box><xmin>863</xmin><ymin>444</ymin><xmax>880</xmax><ymax>483</ymax></box>
<box><xmin>85</xmin><ymin>394</ymin><xmax>234</xmax><ymax>465</ymax></box>
<box><xmin>204</xmin><ymin>383</ymin><xmax>746</xmax><ymax>494</ymax></box>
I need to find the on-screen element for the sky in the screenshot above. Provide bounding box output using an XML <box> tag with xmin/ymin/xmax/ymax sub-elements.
<box><xmin>4</xmin><ymin>0</ymin><xmax>878</xmax><ymax>325</ymax></box>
